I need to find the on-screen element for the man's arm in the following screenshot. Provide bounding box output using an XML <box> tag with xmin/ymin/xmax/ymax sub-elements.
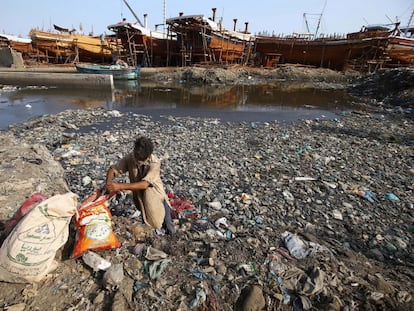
<box><xmin>105</xmin><ymin>167</ymin><xmax>150</xmax><ymax>192</ymax></box>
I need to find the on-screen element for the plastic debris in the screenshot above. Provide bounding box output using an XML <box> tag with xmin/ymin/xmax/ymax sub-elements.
<box><xmin>188</xmin><ymin>269</ymin><xmax>215</xmax><ymax>280</ymax></box>
<box><xmin>102</xmin><ymin>263</ymin><xmax>124</xmax><ymax>290</ymax></box>
<box><xmin>214</xmin><ymin>217</ymin><xmax>228</xmax><ymax>231</ymax></box>
<box><xmin>385</xmin><ymin>193</ymin><xmax>399</xmax><ymax>201</ymax></box>
<box><xmin>145</xmin><ymin>246</ymin><xmax>168</xmax><ymax>261</ymax></box>
<box><xmin>353</xmin><ymin>189</ymin><xmax>377</xmax><ymax>203</ymax></box>
<box><xmin>189</xmin><ymin>287</ymin><xmax>206</xmax><ymax>309</ymax></box>
<box><xmin>146</xmin><ymin>259</ymin><xmax>171</xmax><ymax>280</ymax></box>
<box><xmin>282</xmin><ymin>231</ymin><xmax>310</xmax><ymax>259</ymax></box>
<box><xmin>82</xmin><ymin>251</ymin><xmax>111</xmax><ymax>272</ymax></box>
<box><xmin>237</xmin><ymin>263</ymin><xmax>257</xmax><ymax>276</ymax></box>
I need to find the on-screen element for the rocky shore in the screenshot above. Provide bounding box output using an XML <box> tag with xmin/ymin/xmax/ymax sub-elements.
<box><xmin>0</xmin><ymin>66</ymin><xmax>413</xmax><ymax>311</ymax></box>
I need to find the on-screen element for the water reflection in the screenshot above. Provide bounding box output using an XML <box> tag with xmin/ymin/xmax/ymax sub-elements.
<box><xmin>113</xmin><ymin>81</ymin><xmax>356</xmax><ymax>111</ymax></box>
<box><xmin>7</xmin><ymin>87</ymin><xmax>115</xmax><ymax>108</ymax></box>
<box><xmin>1</xmin><ymin>80</ymin><xmax>363</xmax><ymax>129</ymax></box>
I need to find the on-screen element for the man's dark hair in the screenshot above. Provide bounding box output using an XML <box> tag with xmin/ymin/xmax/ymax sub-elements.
<box><xmin>134</xmin><ymin>136</ymin><xmax>154</xmax><ymax>160</ymax></box>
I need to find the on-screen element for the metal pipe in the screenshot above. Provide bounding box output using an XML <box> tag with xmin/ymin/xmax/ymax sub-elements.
<box><xmin>212</xmin><ymin>8</ymin><xmax>217</xmax><ymax>22</ymax></box>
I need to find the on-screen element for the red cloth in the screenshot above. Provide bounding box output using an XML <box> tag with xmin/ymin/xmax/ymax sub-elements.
<box><xmin>167</xmin><ymin>192</ymin><xmax>199</xmax><ymax>219</ymax></box>
<box><xmin>2</xmin><ymin>193</ymin><xmax>49</xmax><ymax>240</ymax></box>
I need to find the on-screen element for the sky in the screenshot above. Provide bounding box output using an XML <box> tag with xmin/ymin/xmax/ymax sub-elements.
<box><xmin>1</xmin><ymin>0</ymin><xmax>414</xmax><ymax>38</ymax></box>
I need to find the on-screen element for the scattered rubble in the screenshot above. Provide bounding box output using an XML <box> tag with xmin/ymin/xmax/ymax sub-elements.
<box><xmin>348</xmin><ymin>67</ymin><xmax>414</xmax><ymax>108</ymax></box>
<box><xmin>0</xmin><ymin>132</ymin><xmax>69</xmax><ymax>222</ymax></box>
<box><xmin>0</xmin><ymin>102</ymin><xmax>413</xmax><ymax>310</ymax></box>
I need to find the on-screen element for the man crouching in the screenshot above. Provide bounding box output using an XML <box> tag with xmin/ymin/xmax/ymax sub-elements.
<box><xmin>105</xmin><ymin>136</ymin><xmax>175</xmax><ymax>235</ymax></box>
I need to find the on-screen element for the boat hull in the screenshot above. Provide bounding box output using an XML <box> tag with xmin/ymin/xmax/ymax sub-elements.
<box><xmin>167</xmin><ymin>14</ymin><xmax>253</xmax><ymax>66</ymax></box>
<box><xmin>255</xmin><ymin>36</ymin><xmax>388</xmax><ymax>71</ymax></box>
<box><xmin>75</xmin><ymin>63</ymin><xmax>140</xmax><ymax>80</ymax></box>
<box><xmin>30</xmin><ymin>29</ymin><xmax>119</xmax><ymax>63</ymax></box>
<box><xmin>107</xmin><ymin>22</ymin><xmax>178</xmax><ymax>67</ymax></box>
<box><xmin>208</xmin><ymin>33</ymin><xmax>249</xmax><ymax>63</ymax></box>
<box><xmin>386</xmin><ymin>36</ymin><xmax>414</xmax><ymax>65</ymax></box>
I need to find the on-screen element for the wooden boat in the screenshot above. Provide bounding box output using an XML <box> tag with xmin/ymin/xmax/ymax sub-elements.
<box><xmin>255</xmin><ymin>16</ymin><xmax>414</xmax><ymax>72</ymax></box>
<box><xmin>0</xmin><ymin>34</ymin><xmax>48</xmax><ymax>64</ymax></box>
<box><xmin>30</xmin><ymin>26</ymin><xmax>122</xmax><ymax>63</ymax></box>
<box><xmin>107</xmin><ymin>19</ymin><xmax>178</xmax><ymax>67</ymax></box>
<box><xmin>166</xmin><ymin>8</ymin><xmax>254</xmax><ymax>66</ymax></box>
<box><xmin>255</xmin><ymin>30</ymin><xmax>390</xmax><ymax>71</ymax></box>
<box><xmin>387</xmin><ymin>34</ymin><xmax>414</xmax><ymax>65</ymax></box>
<box><xmin>0</xmin><ymin>34</ymin><xmax>32</xmax><ymax>56</ymax></box>
<box><xmin>347</xmin><ymin>23</ymin><xmax>414</xmax><ymax>67</ymax></box>
<box><xmin>107</xmin><ymin>0</ymin><xmax>178</xmax><ymax>67</ymax></box>
<box><xmin>383</xmin><ymin>24</ymin><xmax>414</xmax><ymax>66</ymax></box>
<box><xmin>75</xmin><ymin>62</ymin><xmax>140</xmax><ymax>80</ymax></box>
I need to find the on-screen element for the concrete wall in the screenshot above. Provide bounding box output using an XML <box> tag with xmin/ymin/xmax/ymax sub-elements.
<box><xmin>0</xmin><ymin>48</ymin><xmax>13</xmax><ymax>67</ymax></box>
<box><xmin>0</xmin><ymin>71</ymin><xmax>114</xmax><ymax>89</ymax></box>
<box><xmin>0</xmin><ymin>47</ymin><xmax>24</xmax><ymax>68</ymax></box>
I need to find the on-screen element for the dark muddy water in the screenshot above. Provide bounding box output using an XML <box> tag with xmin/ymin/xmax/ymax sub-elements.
<box><xmin>0</xmin><ymin>80</ymin><xmax>364</xmax><ymax>130</ymax></box>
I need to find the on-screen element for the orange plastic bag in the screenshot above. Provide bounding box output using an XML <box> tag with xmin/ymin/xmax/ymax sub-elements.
<box><xmin>72</xmin><ymin>190</ymin><xmax>120</xmax><ymax>258</ymax></box>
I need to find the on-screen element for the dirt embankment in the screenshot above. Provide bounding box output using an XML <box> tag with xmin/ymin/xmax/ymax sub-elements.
<box><xmin>142</xmin><ymin>65</ymin><xmax>359</xmax><ymax>86</ymax></box>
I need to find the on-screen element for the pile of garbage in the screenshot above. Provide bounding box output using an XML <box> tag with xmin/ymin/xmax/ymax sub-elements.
<box><xmin>348</xmin><ymin>67</ymin><xmax>414</xmax><ymax>108</ymax></box>
<box><xmin>0</xmin><ymin>107</ymin><xmax>413</xmax><ymax>310</ymax></box>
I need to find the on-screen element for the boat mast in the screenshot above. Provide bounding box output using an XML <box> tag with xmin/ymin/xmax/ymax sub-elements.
<box><xmin>122</xmin><ymin>0</ymin><xmax>144</xmax><ymax>27</ymax></box>
<box><xmin>315</xmin><ymin>0</ymin><xmax>327</xmax><ymax>37</ymax></box>
<box><xmin>303</xmin><ymin>0</ymin><xmax>327</xmax><ymax>38</ymax></box>
<box><xmin>304</xmin><ymin>13</ymin><xmax>312</xmax><ymax>35</ymax></box>
<box><xmin>405</xmin><ymin>9</ymin><xmax>414</xmax><ymax>36</ymax></box>
<box><xmin>163</xmin><ymin>0</ymin><xmax>167</xmax><ymax>35</ymax></box>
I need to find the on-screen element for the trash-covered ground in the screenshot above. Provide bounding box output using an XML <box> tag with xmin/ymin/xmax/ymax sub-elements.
<box><xmin>0</xmin><ymin>99</ymin><xmax>413</xmax><ymax>310</ymax></box>
<box><xmin>0</xmin><ymin>66</ymin><xmax>413</xmax><ymax>310</ymax></box>
<box><xmin>347</xmin><ymin>67</ymin><xmax>414</xmax><ymax>108</ymax></box>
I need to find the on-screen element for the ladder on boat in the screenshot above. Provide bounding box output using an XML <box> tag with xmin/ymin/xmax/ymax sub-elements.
<box><xmin>201</xmin><ymin>27</ymin><xmax>214</xmax><ymax>63</ymax></box>
<box><xmin>240</xmin><ymin>39</ymin><xmax>254</xmax><ymax>65</ymax></box>
<box><xmin>179</xmin><ymin>31</ymin><xmax>192</xmax><ymax>66</ymax></box>
<box><xmin>141</xmin><ymin>37</ymin><xmax>151</xmax><ymax>67</ymax></box>
<box><xmin>124</xmin><ymin>29</ymin><xmax>151</xmax><ymax>67</ymax></box>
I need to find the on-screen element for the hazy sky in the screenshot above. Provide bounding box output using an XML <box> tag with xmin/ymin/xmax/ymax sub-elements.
<box><xmin>1</xmin><ymin>0</ymin><xmax>413</xmax><ymax>37</ymax></box>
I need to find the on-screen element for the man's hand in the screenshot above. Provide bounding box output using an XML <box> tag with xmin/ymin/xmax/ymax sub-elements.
<box><xmin>106</xmin><ymin>182</ymin><xmax>123</xmax><ymax>193</ymax></box>
<box><xmin>106</xmin><ymin>180</ymin><xmax>150</xmax><ymax>193</ymax></box>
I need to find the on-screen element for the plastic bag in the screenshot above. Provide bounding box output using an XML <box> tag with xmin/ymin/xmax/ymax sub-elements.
<box><xmin>72</xmin><ymin>190</ymin><xmax>120</xmax><ymax>258</ymax></box>
<box><xmin>282</xmin><ymin>231</ymin><xmax>310</xmax><ymax>259</ymax></box>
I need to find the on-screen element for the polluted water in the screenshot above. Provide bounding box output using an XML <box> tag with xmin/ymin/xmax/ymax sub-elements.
<box><xmin>0</xmin><ymin>81</ymin><xmax>364</xmax><ymax>130</ymax></box>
